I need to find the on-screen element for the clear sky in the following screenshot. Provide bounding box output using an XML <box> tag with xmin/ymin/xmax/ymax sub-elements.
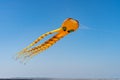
<box><xmin>0</xmin><ymin>0</ymin><xmax>120</xmax><ymax>79</ymax></box>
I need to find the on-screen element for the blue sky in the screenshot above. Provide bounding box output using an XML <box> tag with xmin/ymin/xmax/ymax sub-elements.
<box><xmin>0</xmin><ymin>0</ymin><xmax>120</xmax><ymax>78</ymax></box>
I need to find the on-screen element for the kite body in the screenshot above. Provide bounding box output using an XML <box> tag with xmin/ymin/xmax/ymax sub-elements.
<box><xmin>16</xmin><ymin>18</ymin><xmax>79</xmax><ymax>63</ymax></box>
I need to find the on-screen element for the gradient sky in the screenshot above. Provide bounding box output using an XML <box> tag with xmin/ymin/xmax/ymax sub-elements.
<box><xmin>0</xmin><ymin>0</ymin><xmax>120</xmax><ymax>78</ymax></box>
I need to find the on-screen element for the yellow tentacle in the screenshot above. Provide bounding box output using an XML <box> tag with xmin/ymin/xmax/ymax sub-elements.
<box><xmin>26</xmin><ymin>28</ymin><xmax>60</xmax><ymax>49</ymax></box>
<box><xmin>16</xmin><ymin>28</ymin><xmax>61</xmax><ymax>60</ymax></box>
<box><xmin>21</xmin><ymin>34</ymin><xmax>62</xmax><ymax>62</ymax></box>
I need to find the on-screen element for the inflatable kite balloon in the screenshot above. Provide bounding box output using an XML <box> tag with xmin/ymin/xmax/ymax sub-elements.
<box><xmin>16</xmin><ymin>18</ymin><xmax>79</xmax><ymax>63</ymax></box>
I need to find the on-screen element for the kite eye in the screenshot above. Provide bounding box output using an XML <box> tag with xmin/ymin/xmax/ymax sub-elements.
<box><xmin>68</xmin><ymin>29</ymin><xmax>74</xmax><ymax>33</ymax></box>
<box><xmin>62</xmin><ymin>27</ymin><xmax>67</xmax><ymax>31</ymax></box>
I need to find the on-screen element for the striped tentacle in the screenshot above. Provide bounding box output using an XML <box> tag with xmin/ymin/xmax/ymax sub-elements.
<box><xmin>16</xmin><ymin>28</ymin><xmax>60</xmax><ymax>59</ymax></box>
<box><xmin>26</xmin><ymin>28</ymin><xmax>60</xmax><ymax>50</ymax></box>
<box><xmin>25</xmin><ymin>34</ymin><xmax>63</xmax><ymax>59</ymax></box>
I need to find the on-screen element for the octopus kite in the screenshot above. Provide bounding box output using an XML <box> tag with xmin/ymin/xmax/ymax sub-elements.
<box><xmin>16</xmin><ymin>18</ymin><xmax>79</xmax><ymax>63</ymax></box>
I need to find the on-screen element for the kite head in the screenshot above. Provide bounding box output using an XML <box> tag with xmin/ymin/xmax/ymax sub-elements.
<box><xmin>59</xmin><ymin>18</ymin><xmax>79</xmax><ymax>35</ymax></box>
